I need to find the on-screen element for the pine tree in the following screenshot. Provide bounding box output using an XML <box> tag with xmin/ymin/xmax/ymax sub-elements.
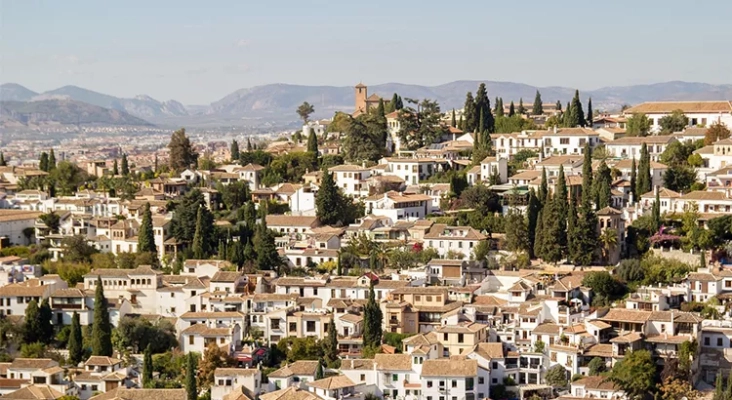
<box><xmin>474</xmin><ymin>83</ymin><xmax>494</xmax><ymax>133</ymax></box>
<box><xmin>192</xmin><ymin>207</ymin><xmax>207</xmax><ymax>259</ymax></box>
<box><xmin>186</xmin><ymin>353</ymin><xmax>198</xmax><ymax>400</ymax></box>
<box><xmin>636</xmin><ymin>143</ymin><xmax>652</xmax><ymax>196</ymax></box>
<box><xmin>68</xmin><ymin>312</ymin><xmax>83</xmax><ymax>365</ymax></box>
<box><xmin>587</xmin><ymin>98</ymin><xmax>593</xmax><ymax>127</ymax></box>
<box><xmin>92</xmin><ymin>276</ymin><xmax>113</xmax><ymax>356</ymax></box>
<box><xmin>48</xmin><ymin>149</ymin><xmax>56</xmax><ymax>170</ymax></box>
<box><xmin>362</xmin><ymin>284</ymin><xmax>383</xmax><ymax>348</ymax></box>
<box><xmin>324</xmin><ymin>315</ymin><xmax>339</xmax><ymax>366</ymax></box>
<box><xmin>527</xmin><ymin>189</ymin><xmax>541</xmax><ymax>259</ymax></box>
<box><xmin>39</xmin><ymin>298</ymin><xmax>54</xmax><ymax>344</ymax></box>
<box><xmin>518</xmin><ymin>98</ymin><xmax>526</xmax><ymax>115</ymax></box>
<box><xmin>121</xmin><ymin>153</ymin><xmax>130</xmax><ymax>176</ymax></box>
<box><xmin>595</xmin><ymin>161</ymin><xmax>612</xmax><ymax>210</ymax></box>
<box><xmin>138</xmin><ymin>202</ymin><xmax>156</xmax><ymax>254</ymax></box>
<box><xmin>143</xmin><ymin>344</ymin><xmax>153</xmax><ymax>386</ymax></box>
<box><xmin>532</xmin><ymin>91</ymin><xmax>543</xmax><ymax>115</ymax></box>
<box><xmin>230</xmin><ymin>140</ymin><xmax>240</xmax><ymax>161</ymax></box>
<box><xmin>23</xmin><ymin>299</ymin><xmax>41</xmax><ymax>344</ymax></box>
<box><xmin>112</xmin><ymin>159</ymin><xmax>119</xmax><ymax>176</ymax></box>
<box><xmin>0</xmin><ymin>152</ymin><xmax>6</xmax><ymax>166</ymax></box>
<box><xmin>315</xmin><ymin>172</ymin><xmax>346</xmax><ymax>226</ymax></box>
<box><xmin>574</xmin><ymin>196</ymin><xmax>599</xmax><ymax>266</ymax></box>
<box><xmin>630</xmin><ymin>158</ymin><xmax>637</xmax><ymax>202</ymax></box>
<box><xmin>463</xmin><ymin>92</ymin><xmax>476</xmax><ymax>133</ymax></box>
<box><xmin>534</xmin><ymin>209</ymin><xmax>545</xmax><ymax>259</ymax></box>
<box><xmin>307</xmin><ymin>128</ymin><xmax>319</xmax><ymax>154</ymax></box>
<box><xmin>581</xmin><ymin>143</ymin><xmax>593</xmax><ymax>202</ymax></box>
<box><xmin>451</xmin><ymin>109</ymin><xmax>456</xmax><ymax>128</ymax></box>
<box><xmin>39</xmin><ymin>152</ymin><xmax>49</xmax><ymax>172</ymax></box>
<box><xmin>538</xmin><ymin>168</ymin><xmax>548</xmax><ymax>205</ymax></box>
<box><xmin>651</xmin><ymin>190</ymin><xmax>661</xmax><ymax>231</ymax></box>
<box><xmin>509</xmin><ymin>101</ymin><xmax>515</xmax><ymax>117</ymax></box>
<box><xmin>567</xmin><ymin>195</ymin><xmax>578</xmax><ymax>264</ymax></box>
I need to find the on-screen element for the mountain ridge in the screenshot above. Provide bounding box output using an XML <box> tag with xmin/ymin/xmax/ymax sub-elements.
<box><xmin>0</xmin><ymin>99</ymin><xmax>154</xmax><ymax>127</ymax></box>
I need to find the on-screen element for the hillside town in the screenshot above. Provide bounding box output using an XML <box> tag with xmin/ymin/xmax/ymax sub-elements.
<box><xmin>1</xmin><ymin>83</ymin><xmax>732</xmax><ymax>400</ymax></box>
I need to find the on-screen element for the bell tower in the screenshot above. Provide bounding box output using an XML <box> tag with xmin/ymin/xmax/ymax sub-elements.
<box><xmin>355</xmin><ymin>83</ymin><xmax>367</xmax><ymax>113</ymax></box>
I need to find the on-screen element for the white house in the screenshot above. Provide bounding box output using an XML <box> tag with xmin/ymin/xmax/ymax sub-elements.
<box><xmin>328</xmin><ymin>165</ymin><xmax>372</xmax><ymax>198</ymax></box>
<box><xmin>623</xmin><ymin>101</ymin><xmax>732</xmax><ymax>133</ymax></box>
<box><xmin>423</xmin><ymin>224</ymin><xmax>487</xmax><ymax>260</ymax></box>
<box><xmin>605</xmin><ymin>136</ymin><xmax>677</xmax><ymax>162</ymax></box>
<box><xmin>480</xmin><ymin>157</ymin><xmax>509</xmax><ymax>184</ymax></box>
<box><xmin>364</xmin><ymin>191</ymin><xmax>432</xmax><ymax>222</ymax></box>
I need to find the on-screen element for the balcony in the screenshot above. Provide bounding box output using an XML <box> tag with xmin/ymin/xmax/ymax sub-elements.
<box><xmin>389</xmin><ymin>318</ymin><xmax>399</xmax><ymax>326</ymax></box>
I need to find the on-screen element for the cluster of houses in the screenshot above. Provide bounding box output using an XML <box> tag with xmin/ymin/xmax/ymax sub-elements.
<box><xmin>0</xmin><ymin>98</ymin><xmax>731</xmax><ymax>399</ymax></box>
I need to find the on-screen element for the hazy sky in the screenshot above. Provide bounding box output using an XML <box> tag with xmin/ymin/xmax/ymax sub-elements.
<box><xmin>1</xmin><ymin>0</ymin><xmax>731</xmax><ymax>104</ymax></box>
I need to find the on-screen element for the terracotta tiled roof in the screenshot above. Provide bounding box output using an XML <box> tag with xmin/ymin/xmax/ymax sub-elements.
<box><xmin>374</xmin><ymin>354</ymin><xmax>412</xmax><ymax>371</ymax></box>
<box><xmin>421</xmin><ymin>359</ymin><xmax>477</xmax><ymax>377</ymax></box>
<box><xmin>268</xmin><ymin>361</ymin><xmax>319</xmax><ymax>378</ymax></box>
<box><xmin>624</xmin><ymin>101</ymin><xmax>732</xmax><ymax>114</ymax></box>
<box><xmin>601</xmin><ymin>308</ymin><xmax>652</xmax><ymax>322</ymax></box>
<box><xmin>306</xmin><ymin>375</ymin><xmax>356</xmax><ymax>390</ymax></box>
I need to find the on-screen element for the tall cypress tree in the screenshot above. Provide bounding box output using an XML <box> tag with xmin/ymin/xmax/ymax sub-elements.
<box><xmin>630</xmin><ymin>158</ymin><xmax>637</xmax><ymax>202</ymax></box>
<box><xmin>636</xmin><ymin>143</ymin><xmax>652</xmax><ymax>196</ymax></box>
<box><xmin>0</xmin><ymin>152</ymin><xmax>6</xmax><ymax>167</ymax></box>
<box><xmin>541</xmin><ymin>199</ymin><xmax>565</xmax><ymax>263</ymax></box>
<box><xmin>39</xmin><ymin>152</ymin><xmax>49</xmax><ymax>172</ymax></box>
<box><xmin>186</xmin><ymin>353</ymin><xmax>198</xmax><ymax>400</ymax></box>
<box><xmin>581</xmin><ymin>143</ymin><xmax>593</xmax><ymax>202</ymax></box>
<box><xmin>68</xmin><ymin>312</ymin><xmax>83</xmax><ymax>365</ymax></box>
<box><xmin>246</xmin><ymin>137</ymin><xmax>253</xmax><ymax>152</ymax></box>
<box><xmin>527</xmin><ymin>189</ymin><xmax>541</xmax><ymax>259</ymax></box>
<box><xmin>586</xmin><ymin>98</ymin><xmax>593</xmax><ymax>127</ymax></box>
<box><xmin>493</xmin><ymin>97</ymin><xmax>500</xmax><ymax>115</ymax></box>
<box><xmin>556</xmin><ymin>100</ymin><xmax>562</xmax><ymax>112</ymax></box>
<box><xmin>154</xmin><ymin>154</ymin><xmax>158</xmax><ymax>173</ymax></box>
<box><xmin>595</xmin><ymin>161</ymin><xmax>612</xmax><ymax>210</ymax></box>
<box><xmin>138</xmin><ymin>202</ymin><xmax>156</xmax><ymax>254</ymax></box>
<box><xmin>121</xmin><ymin>153</ymin><xmax>130</xmax><ymax>176</ymax></box>
<box><xmin>39</xmin><ymin>298</ymin><xmax>53</xmax><ymax>344</ymax></box>
<box><xmin>534</xmin><ymin>209</ymin><xmax>545</xmax><ymax>259</ymax></box>
<box><xmin>388</xmin><ymin>93</ymin><xmax>398</xmax><ymax>113</ymax></box>
<box><xmin>23</xmin><ymin>299</ymin><xmax>41</xmax><ymax>344</ymax></box>
<box><xmin>569</xmin><ymin>90</ymin><xmax>585</xmax><ymax>127</ymax></box>
<box><xmin>474</xmin><ymin>83</ymin><xmax>494</xmax><ymax>133</ymax></box>
<box><xmin>362</xmin><ymin>284</ymin><xmax>383</xmax><ymax>348</ymax></box>
<box><xmin>324</xmin><ymin>315</ymin><xmax>339</xmax><ymax>367</ymax></box>
<box><xmin>451</xmin><ymin>109</ymin><xmax>456</xmax><ymax>128</ymax></box>
<box><xmin>496</xmin><ymin>98</ymin><xmax>504</xmax><ymax>117</ymax></box>
<box><xmin>112</xmin><ymin>159</ymin><xmax>119</xmax><ymax>176</ymax></box>
<box><xmin>48</xmin><ymin>149</ymin><xmax>56</xmax><ymax>170</ymax></box>
<box><xmin>143</xmin><ymin>344</ymin><xmax>153</xmax><ymax>386</ymax></box>
<box><xmin>307</xmin><ymin>128</ymin><xmax>319</xmax><ymax>154</ymax></box>
<box><xmin>92</xmin><ymin>276</ymin><xmax>113</xmax><ymax>356</ymax></box>
<box><xmin>518</xmin><ymin>98</ymin><xmax>526</xmax><ymax>115</ymax></box>
<box><xmin>458</xmin><ymin>116</ymin><xmax>464</xmax><ymax>131</ymax></box>
<box><xmin>532</xmin><ymin>91</ymin><xmax>543</xmax><ymax>115</ymax></box>
<box><xmin>396</xmin><ymin>96</ymin><xmax>403</xmax><ymax>110</ymax></box>
<box><xmin>651</xmin><ymin>190</ymin><xmax>661</xmax><ymax>231</ymax></box>
<box><xmin>230</xmin><ymin>140</ymin><xmax>240</xmax><ymax>161</ymax></box>
<box><xmin>573</xmin><ymin>199</ymin><xmax>599</xmax><ymax>265</ymax></box>
<box><xmin>509</xmin><ymin>101</ymin><xmax>515</xmax><ymax>117</ymax></box>
<box><xmin>376</xmin><ymin>98</ymin><xmax>386</xmax><ymax>118</ymax></box>
<box><xmin>316</xmin><ymin>359</ymin><xmax>325</xmax><ymax>380</ymax></box>
<box><xmin>538</xmin><ymin>168</ymin><xmax>548</xmax><ymax>205</ymax></box>
<box><xmin>563</xmin><ymin>102</ymin><xmax>572</xmax><ymax>127</ymax></box>
<box><xmin>315</xmin><ymin>172</ymin><xmax>346</xmax><ymax>226</ymax></box>
<box><xmin>463</xmin><ymin>92</ymin><xmax>476</xmax><ymax>133</ymax></box>
<box><xmin>192</xmin><ymin>207</ymin><xmax>206</xmax><ymax>259</ymax></box>
<box><xmin>555</xmin><ymin>166</ymin><xmax>569</xmax><ymax>255</ymax></box>
<box><xmin>567</xmin><ymin>195</ymin><xmax>578</xmax><ymax>264</ymax></box>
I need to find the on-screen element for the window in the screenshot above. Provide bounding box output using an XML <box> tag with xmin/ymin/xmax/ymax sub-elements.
<box><xmin>289</xmin><ymin>322</ymin><xmax>297</xmax><ymax>332</ymax></box>
<box><xmin>91</xmin><ymin>385</ymin><xmax>98</xmax><ymax>391</ymax></box>
<box><xmin>189</xmin><ymin>336</ymin><xmax>194</xmax><ymax>345</ymax></box>
<box><xmin>171</xmin><ymin>307</ymin><xmax>176</xmax><ymax>313</ymax></box>
<box><xmin>306</xmin><ymin>321</ymin><xmax>316</xmax><ymax>332</ymax></box>
<box><xmin>458</xmin><ymin>333</ymin><xmax>464</xmax><ymax>343</ymax></box>
<box><xmin>718</xmin><ymin>338</ymin><xmax>723</xmax><ymax>346</ymax></box>
<box><xmin>427</xmin><ymin>381</ymin><xmax>433</xmax><ymax>388</ymax></box>
<box><xmin>479</xmin><ymin>377</ymin><xmax>484</xmax><ymax>384</ymax></box>
<box><xmin>171</xmin><ymin>293</ymin><xmax>175</xmax><ymax>298</ymax></box>
<box><xmin>392</xmin><ymin>374</ymin><xmax>399</xmax><ymax>382</ymax></box>
<box><xmin>360</xmin><ymin>374</ymin><xmax>365</xmax><ymax>382</ymax></box>
<box><xmin>452</xmin><ymin>380</ymin><xmax>457</xmax><ymax>388</ymax></box>
<box><xmin>560</xmin><ymin>138</ymin><xmax>569</xmax><ymax>145</ymax></box>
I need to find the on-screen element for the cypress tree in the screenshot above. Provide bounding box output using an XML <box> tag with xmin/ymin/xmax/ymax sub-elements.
<box><xmin>651</xmin><ymin>190</ymin><xmax>661</xmax><ymax>231</ymax></box>
<box><xmin>23</xmin><ymin>299</ymin><xmax>41</xmax><ymax>344</ymax></box>
<box><xmin>316</xmin><ymin>359</ymin><xmax>325</xmax><ymax>380</ymax></box>
<box><xmin>92</xmin><ymin>276</ymin><xmax>113</xmax><ymax>356</ymax></box>
<box><xmin>582</xmin><ymin>142</ymin><xmax>593</xmax><ymax>202</ymax></box>
<box><xmin>629</xmin><ymin>158</ymin><xmax>637</xmax><ymax>202</ymax></box>
<box><xmin>493</xmin><ymin>97</ymin><xmax>500</xmax><ymax>115</ymax></box>
<box><xmin>218</xmin><ymin>240</ymin><xmax>226</xmax><ymax>260</ymax></box>
<box><xmin>396</xmin><ymin>96</ymin><xmax>403</xmax><ymax>110</ymax></box>
<box><xmin>463</xmin><ymin>92</ymin><xmax>476</xmax><ymax>133</ymax></box>
<box><xmin>595</xmin><ymin>161</ymin><xmax>612</xmax><ymax>210</ymax></box>
<box><xmin>336</xmin><ymin>253</ymin><xmax>343</xmax><ymax>276</ymax></box>
<box><xmin>541</xmin><ymin>199</ymin><xmax>564</xmax><ymax>263</ymax></box>
<box><xmin>39</xmin><ymin>298</ymin><xmax>54</xmax><ymax>344</ymax></box>
<box><xmin>574</xmin><ymin>197</ymin><xmax>599</xmax><ymax>266</ymax></box>
<box><xmin>700</xmin><ymin>251</ymin><xmax>706</xmax><ymax>269</ymax></box>
<box><xmin>458</xmin><ymin>116</ymin><xmax>464</xmax><ymax>131</ymax></box>
<box><xmin>567</xmin><ymin>195</ymin><xmax>578</xmax><ymax>264</ymax></box>
<box><xmin>556</xmin><ymin>165</ymin><xmax>568</xmax><ymax>223</ymax></box>
<box><xmin>230</xmin><ymin>140</ymin><xmax>240</xmax><ymax>161</ymax></box>
<box><xmin>48</xmin><ymin>149</ymin><xmax>56</xmax><ymax>170</ymax></box>
<box><xmin>587</xmin><ymin>98</ymin><xmax>593</xmax><ymax>127</ymax></box>
<box><xmin>451</xmin><ymin>109</ymin><xmax>456</xmax><ymax>128</ymax></box>
<box><xmin>246</xmin><ymin>137</ymin><xmax>253</xmax><ymax>152</ymax></box>
<box><xmin>0</xmin><ymin>152</ymin><xmax>6</xmax><ymax>166</ymax></box>
<box><xmin>569</xmin><ymin>90</ymin><xmax>585</xmax><ymax>127</ymax></box>
<box><xmin>112</xmin><ymin>159</ymin><xmax>119</xmax><ymax>176</ymax></box>
<box><xmin>192</xmin><ymin>207</ymin><xmax>206</xmax><ymax>259</ymax></box>
<box><xmin>362</xmin><ymin>283</ymin><xmax>383</xmax><ymax>348</ymax></box>
<box><xmin>552</xmin><ymin>166</ymin><xmax>569</xmax><ymax>258</ymax></box>
<box><xmin>325</xmin><ymin>315</ymin><xmax>339</xmax><ymax>366</ymax></box>
<box><xmin>532</xmin><ymin>91</ymin><xmax>543</xmax><ymax>115</ymax></box>
<box><xmin>307</xmin><ymin>128</ymin><xmax>319</xmax><ymax>154</ymax></box>
<box><xmin>377</xmin><ymin>98</ymin><xmax>386</xmax><ymax>118</ymax></box>
<box><xmin>138</xmin><ymin>202</ymin><xmax>156</xmax><ymax>254</ymax></box>
<box><xmin>143</xmin><ymin>344</ymin><xmax>153</xmax><ymax>386</ymax></box>
<box><xmin>121</xmin><ymin>153</ymin><xmax>130</xmax><ymax>176</ymax></box>
<box><xmin>563</xmin><ymin>102</ymin><xmax>572</xmax><ymax>127</ymax></box>
<box><xmin>186</xmin><ymin>353</ymin><xmax>198</xmax><ymax>400</ymax></box>
<box><xmin>68</xmin><ymin>312</ymin><xmax>83</xmax><ymax>365</ymax></box>
<box><xmin>538</xmin><ymin>168</ymin><xmax>548</xmax><ymax>205</ymax></box>
<box><xmin>534</xmin><ymin>209</ymin><xmax>545</xmax><ymax>259</ymax></box>
<box><xmin>509</xmin><ymin>101</ymin><xmax>515</xmax><ymax>117</ymax></box>
<box><xmin>474</xmin><ymin>83</ymin><xmax>494</xmax><ymax>133</ymax></box>
<box><xmin>389</xmin><ymin>93</ymin><xmax>399</xmax><ymax>113</ymax></box>
<box><xmin>39</xmin><ymin>152</ymin><xmax>49</xmax><ymax>172</ymax></box>
<box><xmin>636</xmin><ymin>143</ymin><xmax>652</xmax><ymax>196</ymax></box>
<box><xmin>518</xmin><ymin>98</ymin><xmax>526</xmax><ymax>115</ymax></box>
<box><xmin>154</xmin><ymin>154</ymin><xmax>158</xmax><ymax>173</ymax></box>
<box><xmin>315</xmin><ymin>172</ymin><xmax>345</xmax><ymax>226</ymax></box>
<box><xmin>556</xmin><ymin>100</ymin><xmax>562</xmax><ymax>112</ymax></box>
<box><xmin>527</xmin><ymin>189</ymin><xmax>541</xmax><ymax>259</ymax></box>
<box><xmin>496</xmin><ymin>98</ymin><xmax>504</xmax><ymax>117</ymax></box>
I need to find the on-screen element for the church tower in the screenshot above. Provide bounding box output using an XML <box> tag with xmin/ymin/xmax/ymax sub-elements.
<box><xmin>355</xmin><ymin>83</ymin><xmax>367</xmax><ymax>113</ymax></box>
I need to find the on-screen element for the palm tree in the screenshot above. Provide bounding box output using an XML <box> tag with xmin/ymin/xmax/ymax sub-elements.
<box><xmin>599</xmin><ymin>228</ymin><xmax>618</xmax><ymax>264</ymax></box>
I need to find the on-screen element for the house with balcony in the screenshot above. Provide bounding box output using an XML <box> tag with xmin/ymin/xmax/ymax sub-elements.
<box><xmin>329</xmin><ymin>165</ymin><xmax>372</xmax><ymax>198</ymax></box>
<box><xmin>83</xmin><ymin>265</ymin><xmax>162</xmax><ymax>313</ymax></box>
<box><xmin>0</xmin><ymin>277</ymin><xmax>67</xmax><ymax>317</ymax></box>
<box><xmin>623</xmin><ymin>101</ymin><xmax>732</xmax><ymax>133</ymax></box>
<box><xmin>420</xmin><ymin>358</ymin><xmax>488</xmax><ymax>400</ymax></box>
<box><xmin>434</xmin><ymin>322</ymin><xmax>488</xmax><ymax>356</ymax></box>
<box><xmin>75</xmin><ymin>356</ymin><xmax>127</xmax><ymax>400</ymax></box>
<box><xmin>385</xmin><ymin>287</ymin><xmax>461</xmax><ymax>334</ymax></box>
<box><xmin>49</xmin><ymin>288</ymin><xmax>93</xmax><ymax>326</ymax></box>
<box><xmin>605</xmin><ymin>136</ymin><xmax>677</xmax><ymax>162</ymax></box>
<box><xmin>423</xmin><ymin>224</ymin><xmax>487</xmax><ymax>260</ymax></box>
<box><xmin>480</xmin><ymin>157</ymin><xmax>509</xmax><ymax>184</ymax></box>
<box><xmin>364</xmin><ymin>191</ymin><xmax>432</xmax><ymax>222</ymax></box>
<box><xmin>380</xmin><ymin>158</ymin><xmax>446</xmax><ymax>186</ymax></box>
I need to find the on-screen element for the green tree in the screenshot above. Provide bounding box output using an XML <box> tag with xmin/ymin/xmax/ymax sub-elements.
<box><xmin>307</xmin><ymin>128</ymin><xmax>319</xmax><ymax>154</ymax></box>
<box><xmin>186</xmin><ymin>353</ymin><xmax>198</xmax><ymax>400</ymax></box>
<box><xmin>651</xmin><ymin>190</ymin><xmax>661</xmax><ymax>231</ymax></box>
<box><xmin>567</xmin><ymin>90</ymin><xmax>585</xmax><ymax>127</ymax></box>
<box><xmin>705</xmin><ymin>121</ymin><xmax>731</xmax><ymax>145</ymax></box>
<box><xmin>388</xmin><ymin>93</ymin><xmax>398</xmax><ymax>113</ymax></box>
<box><xmin>192</xmin><ymin>207</ymin><xmax>208</xmax><ymax>259</ymax></box>
<box><xmin>534</xmin><ymin>209</ymin><xmax>545</xmax><ymax>259</ymax></box>
<box><xmin>143</xmin><ymin>345</ymin><xmax>153</xmax><ymax>386</ymax></box>
<box><xmin>594</xmin><ymin>161</ymin><xmax>612</xmax><ymax>210</ymax></box>
<box><xmin>39</xmin><ymin>298</ymin><xmax>54</xmax><ymax>344</ymax></box>
<box><xmin>538</xmin><ymin>168</ymin><xmax>548</xmax><ymax>205</ymax></box>
<box><xmin>532</xmin><ymin>91</ymin><xmax>543</xmax><ymax>115</ymax></box>
<box><xmin>0</xmin><ymin>152</ymin><xmax>6</xmax><ymax>167</ymax></box>
<box><xmin>630</xmin><ymin>157</ymin><xmax>637</xmax><ymax>201</ymax></box>
<box><xmin>636</xmin><ymin>143</ymin><xmax>652</xmax><ymax>196</ymax></box>
<box><xmin>626</xmin><ymin>113</ymin><xmax>652</xmax><ymax>137</ymax></box>
<box><xmin>586</xmin><ymin>98</ymin><xmax>593</xmax><ymax>126</ymax></box>
<box><xmin>362</xmin><ymin>284</ymin><xmax>383</xmax><ymax>348</ymax></box>
<box><xmin>451</xmin><ymin>109</ymin><xmax>456</xmax><ymax>127</ymax></box>
<box><xmin>587</xmin><ymin>357</ymin><xmax>606</xmax><ymax>376</ymax></box>
<box><xmin>50</xmin><ymin>161</ymin><xmax>88</xmax><ymax>196</ymax></box>
<box><xmin>316</xmin><ymin>359</ymin><xmax>325</xmax><ymax>380</ymax></box>
<box><xmin>168</xmin><ymin>128</ymin><xmax>199</xmax><ymax>172</ymax></box>
<box><xmin>230</xmin><ymin>140</ymin><xmax>240</xmax><ymax>161</ymax></box>
<box><xmin>583</xmin><ymin>271</ymin><xmax>624</xmax><ymax>305</ymax></box>
<box><xmin>518</xmin><ymin>98</ymin><xmax>526</xmax><ymax>115</ymax></box>
<box><xmin>396</xmin><ymin>99</ymin><xmax>448</xmax><ymax>149</ymax></box>
<box><xmin>324</xmin><ymin>315</ymin><xmax>339</xmax><ymax>367</ymax></box>
<box><xmin>254</xmin><ymin>222</ymin><xmax>281</xmax><ymax>271</ymax></box>
<box><xmin>315</xmin><ymin>171</ymin><xmax>347</xmax><ymax>226</ymax></box>
<box><xmin>545</xmin><ymin>364</ymin><xmax>568</xmax><ymax>387</ymax></box>
<box><xmin>508</xmin><ymin>101</ymin><xmax>515</xmax><ymax>116</ymax></box>
<box><xmin>463</xmin><ymin>92</ymin><xmax>476</xmax><ymax>133</ymax></box>
<box><xmin>556</xmin><ymin>100</ymin><xmax>562</xmax><ymax>112</ymax></box>
<box><xmin>504</xmin><ymin>207</ymin><xmax>529</xmax><ymax>253</ymax></box>
<box><xmin>23</xmin><ymin>299</ymin><xmax>41</xmax><ymax>344</ymax></box>
<box><xmin>68</xmin><ymin>312</ymin><xmax>83</xmax><ymax>365</ymax></box>
<box><xmin>607</xmin><ymin>349</ymin><xmax>656</xmax><ymax>399</ymax></box>
<box><xmin>48</xmin><ymin>149</ymin><xmax>56</xmax><ymax>170</ymax></box>
<box><xmin>599</xmin><ymin>228</ymin><xmax>618</xmax><ymax>265</ymax></box>
<box><xmin>297</xmin><ymin>101</ymin><xmax>315</xmax><ymax>124</ymax></box>
<box><xmin>172</xmin><ymin>190</ymin><xmax>211</xmax><ymax>244</ymax></box>
<box><xmin>138</xmin><ymin>202</ymin><xmax>156</xmax><ymax>254</ymax></box>
<box><xmin>474</xmin><ymin>83</ymin><xmax>494</xmax><ymax>133</ymax></box>
<box><xmin>343</xmin><ymin>114</ymin><xmax>385</xmax><ymax>161</ymax></box>
<box><xmin>541</xmin><ymin>199</ymin><xmax>566</xmax><ymax>263</ymax></box>
<box><xmin>581</xmin><ymin>143</ymin><xmax>593</xmax><ymax>202</ymax></box>
<box><xmin>112</xmin><ymin>159</ymin><xmax>119</xmax><ymax>176</ymax></box>
<box><xmin>92</xmin><ymin>276</ymin><xmax>113</xmax><ymax>356</ymax></box>
<box><xmin>526</xmin><ymin>189</ymin><xmax>541</xmax><ymax>258</ymax></box>
<box><xmin>121</xmin><ymin>154</ymin><xmax>129</xmax><ymax>176</ymax></box>
<box><xmin>659</xmin><ymin>110</ymin><xmax>689</xmax><ymax>134</ymax></box>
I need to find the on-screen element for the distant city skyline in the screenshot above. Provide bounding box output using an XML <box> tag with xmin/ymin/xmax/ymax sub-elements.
<box><xmin>1</xmin><ymin>0</ymin><xmax>731</xmax><ymax>104</ymax></box>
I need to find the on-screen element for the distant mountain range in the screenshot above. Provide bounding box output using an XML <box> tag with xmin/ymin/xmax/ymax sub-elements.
<box><xmin>0</xmin><ymin>99</ymin><xmax>152</xmax><ymax>128</ymax></box>
<box><xmin>2</xmin><ymin>81</ymin><xmax>731</xmax><ymax>129</ymax></box>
